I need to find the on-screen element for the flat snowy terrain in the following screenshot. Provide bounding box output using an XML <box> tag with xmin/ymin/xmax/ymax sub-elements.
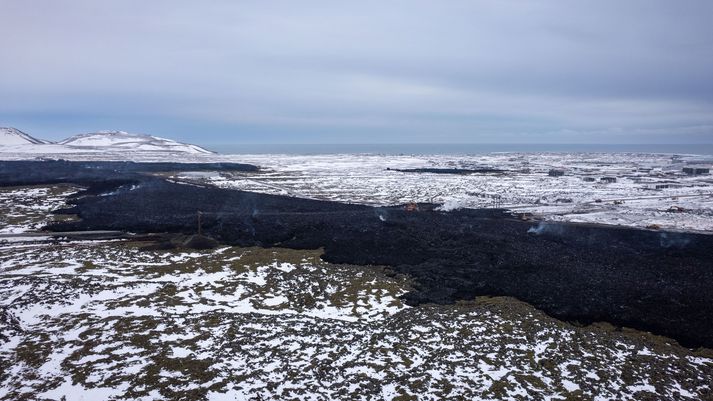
<box><xmin>184</xmin><ymin>152</ymin><xmax>713</xmax><ymax>233</ymax></box>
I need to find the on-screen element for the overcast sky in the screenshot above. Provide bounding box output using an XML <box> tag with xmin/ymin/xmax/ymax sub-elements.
<box><xmin>1</xmin><ymin>0</ymin><xmax>712</xmax><ymax>144</ymax></box>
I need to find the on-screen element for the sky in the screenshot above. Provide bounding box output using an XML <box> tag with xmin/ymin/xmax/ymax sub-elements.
<box><xmin>1</xmin><ymin>0</ymin><xmax>712</xmax><ymax>144</ymax></box>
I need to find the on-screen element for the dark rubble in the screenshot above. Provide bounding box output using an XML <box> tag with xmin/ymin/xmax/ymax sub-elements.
<box><xmin>0</xmin><ymin>160</ymin><xmax>258</xmax><ymax>188</ymax></box>
<box><xmin>2</xmin><ymin>160</ymin><xmax>712</xmax><ymax>349</ymax></box>
<box><xmin>388</xmin><ymin>167</ymin><xmax>505</xmax><ymax>174</ymax></box>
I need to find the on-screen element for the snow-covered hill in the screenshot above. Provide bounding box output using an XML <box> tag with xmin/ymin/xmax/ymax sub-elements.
<box><xmin>0</xmin><ymin>127</ymin><xmax>50</xmax><ymax>145</ymax></box>
<box><xmin>59</xmin><ymin>131</ymin><xmax>213</xmax><ymax>154</ymax></box>
<box><xmin>0</xmin><ymin>128</ymin><xmax>216</xmax><ymax>160</ymax></box>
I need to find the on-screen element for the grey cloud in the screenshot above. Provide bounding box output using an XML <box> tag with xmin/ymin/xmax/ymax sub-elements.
<box><xmin>0</xmin><ymin>0</ymin><xmax>711</xmax><ymax>143</ymax></box>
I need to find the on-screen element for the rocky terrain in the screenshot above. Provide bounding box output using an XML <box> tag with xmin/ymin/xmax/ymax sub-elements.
<box><xmin>1</xmin><ymin>160</ymin><xmax>711</xmax><ymax>349</ymax></box>
<box><xmin>1</xmin><ymin>184</ymin><xmax>712</xmax><ymax>401</ymax></box>
<box><xmin>1</xmin><ymin>155</ymin><xmax>712</xmax><ymax>400</ymax></box>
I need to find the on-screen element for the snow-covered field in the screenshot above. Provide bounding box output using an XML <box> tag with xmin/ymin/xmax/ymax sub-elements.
<box><xmin>178</xmin><ymin>152</ymin><xmax>713</xmax><ymax>233</ymax></box>
<box><xmin>0</xmin><ymin>186</ymin><xmax>78</xmax><ymax>235</ymax></box>
<box><xmin>2</xmin><ymin>139</ymin><xmax>713</xmax><ymax>232</ymax></box>
<box><xmin>2</xmin><ymin>132</ymin><xmax>713</xmax><ymax>232</ymax></box>
<box><xmin>0</xmin><ymin>182</ymin><xmax>712</xmax><ymax>401</ymax></box>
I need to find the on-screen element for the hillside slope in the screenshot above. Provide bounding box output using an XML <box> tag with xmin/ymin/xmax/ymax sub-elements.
<box><xmin>60</xmin><ymin>131</ymin><xmax>213</xmax><ymax>154</ymax></box>
<box><xmin>0</xmin><ymin>127</ymin><xmax>50</xmax><ymax>145</ymax></box>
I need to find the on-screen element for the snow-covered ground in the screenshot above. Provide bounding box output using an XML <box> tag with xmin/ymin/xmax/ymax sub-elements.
<box><xmin>0</xmin><ymin>187</ymin><xmax>711</xmax><ymax>401</ymax></box>
<box><xmin>188</xmin><ymin>152</ymin><xmax>713</xmax><ymax>233</ymax></box>
<box><xmin>2</xmin><ymin>139</ymin><xmax>712</xmax><ymax>232</ymax></box>
<box><xmin>0</xmin><ymin>186</ymin><xmax>78</xmax><ymax>235</ymax></box>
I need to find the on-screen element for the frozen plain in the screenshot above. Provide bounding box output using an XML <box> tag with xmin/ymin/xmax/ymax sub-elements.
<box><xmin>185</xmin><ymin>152</ymin><xmax>713</xmax><ymax>233</ymax></box>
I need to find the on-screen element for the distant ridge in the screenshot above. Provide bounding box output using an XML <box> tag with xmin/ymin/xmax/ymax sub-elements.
<box><xmin>59</xmin><ymin>131</ymin><xmax>214</xmax><ymax>154</ymax></box>
<box><xmin>0</xmin><ymin>127</ymin><xmax>51</xmax><ymax>145</ymax></box>
<box><xmin>0</xmin><ymin>127</ymin><xmax>214</xmax><ymax>155</ymax></box>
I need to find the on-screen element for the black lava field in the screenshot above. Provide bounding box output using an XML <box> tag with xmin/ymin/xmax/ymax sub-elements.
<box><xmin>3</xmin><ymin>160</ymin><xmax>712</xmax><ymax>348</ymax></box>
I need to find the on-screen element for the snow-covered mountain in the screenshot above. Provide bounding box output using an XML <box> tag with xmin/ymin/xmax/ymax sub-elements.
<box><xmin>0</xmin><ymin>128</ymin><xmax>216</xmax><ymax>159</ymax></box>
<box><xmin>0</xmin><ymin>127</ymin><xmax>51</xmax><ymax>145</ymax></box>
<box><xmin>59</xmin><ymin>131</ymin><xmax>214</xmax><ymax>154</ymax></box>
